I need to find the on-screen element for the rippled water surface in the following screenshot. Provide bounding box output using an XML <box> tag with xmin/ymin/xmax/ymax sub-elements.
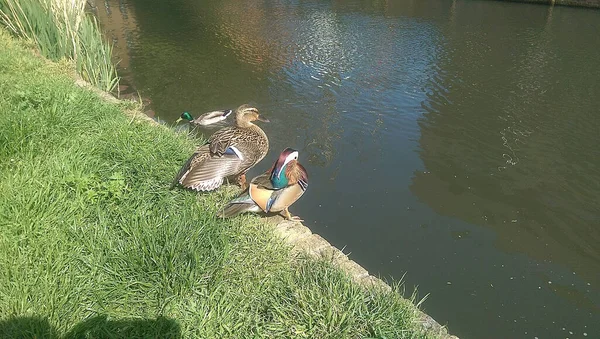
<box><xmin>94</xmin><ymin>0</ymin><xmax>600</xmax><ymax>337</ymax></box>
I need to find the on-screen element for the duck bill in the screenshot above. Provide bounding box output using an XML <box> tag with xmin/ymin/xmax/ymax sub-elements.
<box><xmin>175</xmin><ymin>117</ymin><xmax>183</xmax><ymax>123</ymax></box>
<box><xmin>256</xmin><ymin>115</ymin><xmax>270</xmax><ymax>123</ymax></box>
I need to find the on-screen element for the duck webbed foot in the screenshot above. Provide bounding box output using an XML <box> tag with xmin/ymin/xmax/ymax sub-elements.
<box><xmin>237</xmin><ymin>173</ymin><xmax>248</xmax><ymax>191</ymax></box>
<box><xmin>282</xmin><ymin>208</ymin><xmax>303</xmax><ymax>222</ymax></box>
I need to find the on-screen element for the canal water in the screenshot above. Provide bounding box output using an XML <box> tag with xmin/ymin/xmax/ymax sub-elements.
<box><xmin>93</xmin><ymin>0</ymin><xmax>600</xmax><ymax>338</ymax></box>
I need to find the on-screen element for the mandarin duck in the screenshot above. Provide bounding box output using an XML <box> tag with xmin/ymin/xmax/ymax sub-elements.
<box><xmin>218</xmin><ymin>148</ymin><xmax>308</xmax><ymax>221</ymax></box>
<box><xmin>171</xmin><ymin>104</ymin><xmax>269</xmax><ymax>191</ymax></box>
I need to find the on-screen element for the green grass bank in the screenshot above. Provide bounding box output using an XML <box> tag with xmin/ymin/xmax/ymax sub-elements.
<box><xmin>0</xmin><ymin>29</ymin><xmax>443</xmax><ymax>338</ymax></box>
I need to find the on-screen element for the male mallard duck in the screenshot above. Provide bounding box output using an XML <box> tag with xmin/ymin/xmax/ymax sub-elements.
<box><xmin>176</xmin><ymin>109</ymin><xmax>233</xmax><ymax>126</ymax></box>
<box><xmin>218</xmin><ymin>148</ymin><xmax>308</xmax><ymax>221</ymax></box>
<box><xmin>171</xmin><ymin>104</ymin><xmax>270</xmax><ymax>191</ymax></box>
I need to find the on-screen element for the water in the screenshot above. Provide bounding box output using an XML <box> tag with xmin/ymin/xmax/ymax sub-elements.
<box><xmin>93</xmin><ymin>0</ymin><xmax>600</xmax><ymax>337</ymax></box>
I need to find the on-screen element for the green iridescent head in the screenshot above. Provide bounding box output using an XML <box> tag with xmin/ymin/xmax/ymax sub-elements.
<box><xmin>180</xmin><ymin>112</ymin><xmax>194</xmax><ymax>121</ymax></box>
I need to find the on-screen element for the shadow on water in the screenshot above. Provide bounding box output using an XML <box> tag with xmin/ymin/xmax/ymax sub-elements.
<box><xmin>0</xmin><ymin>315</ymin><xmax>181</xmax><ymax>339</ymax></box>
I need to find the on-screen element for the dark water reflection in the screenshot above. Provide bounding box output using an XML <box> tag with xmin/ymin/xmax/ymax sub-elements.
<box><xmin>94</xmin><ymin>0</ymin><xmax>600</xmax><ymax>337</ymax></box>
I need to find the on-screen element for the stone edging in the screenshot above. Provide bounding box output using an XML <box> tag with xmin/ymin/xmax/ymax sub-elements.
<box><xmin>500</xmin><ymin>0</ymin><xmax>600</xmax><ymax>8</ymax></box>
<box><xmin>265</xmin><ymin>216</ymin><xmax>459</xmax><ymax>339</ymax></box>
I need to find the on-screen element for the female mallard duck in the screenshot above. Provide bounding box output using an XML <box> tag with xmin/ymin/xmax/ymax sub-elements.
<box><xmin>176</xmin><ymin>109</ymin><xmax>233</xmax><ymax>126</ymax></box>
<box><xmin>218</xmin><ymin>148</ymin><xmax>308</xmax><ymax>221</ymax></box>
<box><xmin>171</xmin><ymin>104</ymin><xmax>270</xmax><ymax>191</ymax></box>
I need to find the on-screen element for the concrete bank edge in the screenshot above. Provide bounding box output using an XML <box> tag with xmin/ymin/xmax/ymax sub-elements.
<box><xmin>500</xmin><ymin>0</ymin><xmax>600</xmax><ymax>8</ymax></box>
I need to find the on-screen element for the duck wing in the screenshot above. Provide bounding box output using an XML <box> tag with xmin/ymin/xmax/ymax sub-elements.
<box><xmin>174</xmin><ymin>144</ymin><xmax>245</xmax><ymax>191</ymax></box>
<box><xmin>209</xmin><ymin>126</ymin><xmax>268</xmax><ymax>169</ymax></box>
<box><xmin>248</xmin><ymin>181</ymin><xmax>307</xmax><ymax>213</ymax></box>
<box><xmin>207</xmin><ymin>127</ymin><xmax>239</xmax><ymax>155</ymax></box>
<box><xmin>250</xmin><ymin>171</ymin><xmax>274</xmax><ymax>189</ymax></box>
<box><xmin>267</xmin><ymin>183</ymin><xmax>307</xmax><ymax>213</ymax></box>
<box><xmin>170</xmin><ymin>150</ymin><xmax>199</xmax><ymax>189</ymax></box>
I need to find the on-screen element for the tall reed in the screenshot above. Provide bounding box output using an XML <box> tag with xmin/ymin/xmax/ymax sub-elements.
<box><xmin>0</xmin><ymin>0</ymin><xmax>119</xmax><ymax>92</ymax></box>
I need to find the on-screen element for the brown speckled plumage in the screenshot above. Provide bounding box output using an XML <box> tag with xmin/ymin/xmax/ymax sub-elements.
<box><xmin>171</xmin><ymin>104</ymin><xmax>269</xmax><ymax>192</ymax></box>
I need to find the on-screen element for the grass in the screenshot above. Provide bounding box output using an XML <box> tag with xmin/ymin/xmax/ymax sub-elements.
<box><xmin>0</xmin><ymin>28</ymin><xmax>440</xmax><ymax>338</ymax></box>
<box><xmin>0</xmin><ymin>0</ymin><xmax>119</xmax><ymax>92</ymax></box>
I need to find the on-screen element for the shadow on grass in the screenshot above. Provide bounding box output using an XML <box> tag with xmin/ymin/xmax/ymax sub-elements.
<box><xmin>0</xmin><ymin>316</ymin><xmax>58</xmax><ymax>338</ymax></box>
<box><xmin>0</xmin><ymin>315</ymin><xmax>181</xmax><ymax>339</ymax></box>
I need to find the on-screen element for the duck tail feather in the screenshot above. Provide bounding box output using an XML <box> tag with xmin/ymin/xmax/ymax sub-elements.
<box><xmin>217</xmin><ymin>194</ymin><xmax>260</xmax><ymax>218</ymax></box>
<box><xmin>171</xmin><ymin>152</ymin><xmax>199</xmax><ymax>189</ymax></box>
<box><xmin>171</xmin><ymin>145</ymin><xmax>212</xmax><ymax>189</ymax></box>
<box><xmin>217</xmin><ymin>203</ymin><xmax>261</xmax><ymax>218</ymax></box>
